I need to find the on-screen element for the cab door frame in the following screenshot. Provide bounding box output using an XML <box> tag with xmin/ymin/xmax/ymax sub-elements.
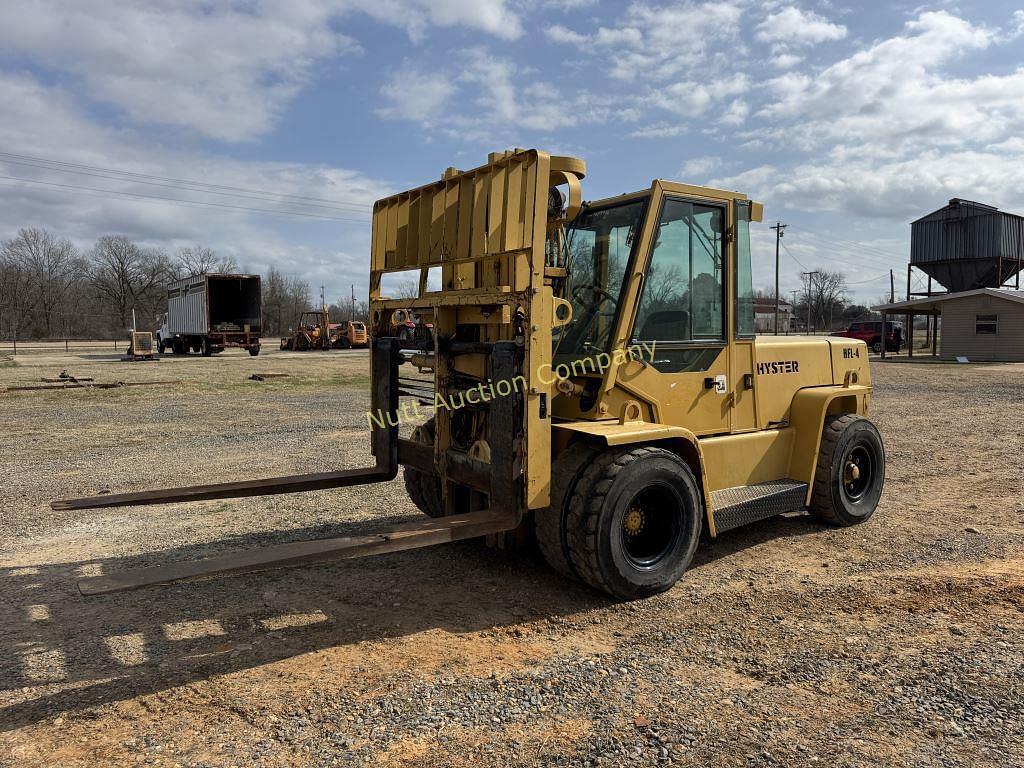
<box><xmin>603</xmin><ymin>180</ymin><xmax>748</xmax><ymax>437</ymax></box>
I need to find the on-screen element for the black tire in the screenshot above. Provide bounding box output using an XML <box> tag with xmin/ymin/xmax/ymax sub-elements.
<box><xmin>809</xmin><ymin>414</ymin><xmax>885</xmax><ymax>526</ymax></box>
<box><xmin>535</xmin><ymin>441</ymin><xmax>602</xmax><ymax>579</ymax></box>
<box><xmin>249</xmin><ymin>346</ymin><xmax>260</xmax><ymax>357</ymax></box>
<box><xmin>157</xmin><ymin>338</ymin><xmax>166</xmax><ymax>354</ymax></box>
<box><xmin>403</xmin><ymin>418</ymin><xmax>444</xmax><ymax>518</ymax></box>
<box><xmin>871</xmin><ymin>338</ymin><xmax>882</xmax><ymax>354</ymax></box>
<box><xmin>201</xmin><ymin>338</ymin><xmax>212</xmax><ymax>357</ymax></box>
<box><xmin>564</xmin><ymin>446</ymin><xmax>703</xmax><ymax>600</ymax></box>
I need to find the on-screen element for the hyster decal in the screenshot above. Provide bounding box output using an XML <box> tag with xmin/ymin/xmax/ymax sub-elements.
<box><xmin>757</xmin><ymin>360</ymin><xmax>800</xmax><ymax>375</ymax></box>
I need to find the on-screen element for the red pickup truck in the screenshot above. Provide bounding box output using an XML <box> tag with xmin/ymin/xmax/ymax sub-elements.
<box><xmin>833</xmin><ymin>320</ymin><xmax>902</xmax><ymax>353</ymax></box>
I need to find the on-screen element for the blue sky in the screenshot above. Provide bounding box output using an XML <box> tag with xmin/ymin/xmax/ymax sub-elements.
<box><xmin>1</xmin><ymin>0</ymin><xmax>1023</xmax><ymax>306</ymax></box>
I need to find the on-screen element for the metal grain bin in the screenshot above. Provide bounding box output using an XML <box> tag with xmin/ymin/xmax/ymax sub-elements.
<box><xmin>911</xmin><ymin>199</ymin><xmax>1024</xmax><ymax>291</ymax></box>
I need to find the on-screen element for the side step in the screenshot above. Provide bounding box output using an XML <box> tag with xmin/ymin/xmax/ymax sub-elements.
<box><xmin>711</xmin><ymin>480</ymin><xmax>808</xmax><ymax>534</ymax></box>
<box><xmin>77</xmin><ymin>510</ymin><xmax>517</xmax><ymax>595</ymax></box>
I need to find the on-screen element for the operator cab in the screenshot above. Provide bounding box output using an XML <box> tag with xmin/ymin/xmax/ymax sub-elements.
<box><xmin>555</xmin><ymin>184</ymin><xmax>758</xmax><ymax>376</ymax></box>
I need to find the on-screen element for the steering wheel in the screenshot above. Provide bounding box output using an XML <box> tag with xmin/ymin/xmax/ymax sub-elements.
<box><xmin>572</xmin><ymin>284</ymin><xmax>617</xmax><ymax>314</ymax></box>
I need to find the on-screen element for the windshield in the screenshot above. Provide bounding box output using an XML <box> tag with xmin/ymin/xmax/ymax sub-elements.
<box><xmin>555</xmin><ymin>198</ymin><xmax>646</xmax><ymax>358</ymax></box>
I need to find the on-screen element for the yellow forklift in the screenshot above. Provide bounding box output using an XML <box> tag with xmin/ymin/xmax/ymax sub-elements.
<box><xmin>56</xmin><ymin>149</ymin><xmax>884</xmax><ymax>600</ymax></box>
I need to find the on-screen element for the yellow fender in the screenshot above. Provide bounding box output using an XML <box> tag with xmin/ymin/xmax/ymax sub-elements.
<box><xmin>552</xmin><ymin>421</ymin><xmax>714</xmax><ymax>534</ymax></box>
<box><xmin>787</xmin><ymin>385</ymin><xmax>872</xmax><ymax>505</ymax></box>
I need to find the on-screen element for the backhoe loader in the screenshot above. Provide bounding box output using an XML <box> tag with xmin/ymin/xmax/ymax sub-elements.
<box><xmin>55</xmin><ymin>149</ymin><xmax>884</xmax><ymax>600</ymax></box>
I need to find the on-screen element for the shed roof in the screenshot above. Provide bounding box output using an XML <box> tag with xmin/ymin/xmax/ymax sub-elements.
<box><xmin>873</xmin><ymin>288</ymin><xmax>1024</xmax><ymax>313</ymax></box>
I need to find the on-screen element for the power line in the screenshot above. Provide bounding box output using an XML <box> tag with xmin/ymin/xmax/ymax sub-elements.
<box><xmin>784</xmin><ymin>229</ymin><xmax>902</xmax><ymax>271</ymax></box>
<box><xmin>0</xmin><ymin>151</ymin><xmax>372</xmax><ymax>212</ymax></box>
<box><xmin>781</xmin><ymin>242</ymin><xmax>808</xmax><ymax>270</ymax></box>
<box><xmin>785</xmin><ymin>223</ymin><xmax>906</xmax><ymax>261</ymax></box>
<box><xmin>845</xmin><ymin>273</ymin><xmax>891</xmax><ymax>285</ymax></box>
<box><xmin>0</xmin><ymin>174</ymin><xmax>369</xmax><ymax>223</ymax></box>
<box><xmin>0</xmin><ymin>156</ymin><xmax>371</xmax><ymax>216</ymax></box>
<box><xmin>783</xmin><ymin>242</ymin><xmax>888</xmax><ymax>287</ymax></box>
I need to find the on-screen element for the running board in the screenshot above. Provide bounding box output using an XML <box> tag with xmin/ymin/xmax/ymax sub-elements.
<box><xmin>711</xmin><ymin>480</ymin><xmax>808</xmax><ymax>533</ymax></box>
<box><xmin>78</xmin><ymin>510</ymin><xmax>517</xmax><ymax>595</ymax></box>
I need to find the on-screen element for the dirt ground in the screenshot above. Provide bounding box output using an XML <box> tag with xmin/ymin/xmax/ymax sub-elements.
<box><xmin>1</xmin><ymin>346</ymin><xmax>1022</xmax><ymax>767</ymax></box>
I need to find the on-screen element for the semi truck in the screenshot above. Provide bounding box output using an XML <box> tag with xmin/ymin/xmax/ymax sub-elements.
<box><xmin>156</xmin><ymin>273</ymin><xmax>262</xmax><ymax>356</ymax></box>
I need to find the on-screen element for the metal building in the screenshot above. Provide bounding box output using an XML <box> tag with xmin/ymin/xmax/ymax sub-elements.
<box><xmin>874</xmin><ymin>289</ymin><xmax>1024</xmax><ymax>362</ymax></box>
<box><xmin>875</xmin><ymin>199</ymin><xmax>1024</xmax><ymax>361</ymax></box>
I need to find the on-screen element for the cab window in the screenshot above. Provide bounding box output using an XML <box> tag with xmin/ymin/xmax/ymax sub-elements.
<box><xmin>735</xmin><ymin>201</ymin><xmax>755</xmax><ymax>338</ymax></box>
<box><xmin>633</xmin><ymin>198</ymin><xmax>725</xmax><ymax>344</ymax></box>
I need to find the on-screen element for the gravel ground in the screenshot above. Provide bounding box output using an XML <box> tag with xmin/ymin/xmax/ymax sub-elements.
<box><xmin>1</xmin><ymin>348</ymin><xmax>1022</xmax><ymax>767</ymax></box>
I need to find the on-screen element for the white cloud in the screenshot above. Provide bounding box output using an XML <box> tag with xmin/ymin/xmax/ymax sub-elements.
<box><xmin>376</xmin><ymin>48</ymin><xmax>634</xmax><ymax>140</ymax></box>
<box><xmin>542</xmin><ymin>0</ymin><xmax>599</xmax><ymax>9</ymax></box>
<box><xmin>546</xmin><ymin>1</ymin><xmax>743</xmax><ymax>81</ymax></box>
<box><xmin>0</xmin><ymin>0</ymin><xmax>522</xmax><ymax>142</ymax></box>
<box><xmin>711</xmin><ymin>147</ymin><xmax>1024</xmax><ymax>222</ymax></box>
<box><xmin>629</xmin><ymin>123</ymin><xmax>687</xmax><ymax>139</ymax></box>
<box><xmin>772</xmin><ymin>52</ymin><xmax>804</xmax><ymax>69</ymax></box>
<box><xmin>1010</xmin><ymin>9</ymin><xmax>1024</xmax><ymax>39</ymax></box>
<box><xmin>721</xmin><ymin>100</ymin><xmax>750</xmax><ymax>126</ymax></box>
<box><xmin>717</xmin><ymin>10</ymin><xmax>1024</xmax><ymax>221</ymax></box>
<box><xmin>680</xmin><ymin>156</ymin><xmax>721</xmax><ymax>178</ymax></box>
<box><xmin>377</xmin><ymin>67</ymin><xmax>458</xmax><ymax>123</ymax></box>
<box><xmin>0</xmin><ymin>72</ymin><xmax>391</xmax><ymax>300</ymax></box>
<box><xmin>758</xmin><ymin>12</ymin><xmax>1016</xmax><ymax>154</ymax></box>
<box><xmin>755</xmin><ymin>6</ymin><xmax>847</xmax><ymax>45</ymax></box>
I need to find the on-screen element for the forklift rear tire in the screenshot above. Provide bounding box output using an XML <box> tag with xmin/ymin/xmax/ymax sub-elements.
<box><xmin>536</xmin><ymin>441</ymin><xmax>601</xmax><ymax>579</ymax></box>
<box><xmin>403</xmin><ymin>418</ymin><xmax>444</xmax><ymax>518</ymax></box>
<box><xmin>249</xmin><ymin>346</ymin><xmax>260</xmax><ymax>357</ymax></box>
<box><xmin>809</xmin><ymin>414</ymin><xmax>885</xmax><ymax>527</ymax></box>
<box><xmin>564</xmin><ymin>446</ymin><xmax>702</xmax><ymax>600</ymax></box>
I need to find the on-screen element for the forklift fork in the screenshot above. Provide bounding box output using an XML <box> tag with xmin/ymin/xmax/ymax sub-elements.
<box><xmin>54</xmin><ymin>338</ymin><xmax>523</xmax><ymax>595</ymax></box>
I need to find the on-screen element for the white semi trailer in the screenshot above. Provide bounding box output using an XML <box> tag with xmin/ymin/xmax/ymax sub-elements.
<box><xmin>156</xmin><ymin>273</ymin><xmax>262</xmax><ymax>356</ymax></box>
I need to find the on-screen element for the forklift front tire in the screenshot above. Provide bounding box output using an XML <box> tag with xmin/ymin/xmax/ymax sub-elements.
<box><xmin>809</xmin><ymin>414</ymin><xmax>885</xmax><ymax>527</ymax></box>
<box><xmin>536</xmin><ymin>441</ymin><xmax>601</xmax><ymax>579</ymax></box>
<box><xmin>403</xmin><ymin>418</ymin><xmax>444</xmax><ymax>518</ymax></box>
<box><xmin>565</xmin><ymin>446</ymin><xmax>702</xmax><ymax>600</ymax></box>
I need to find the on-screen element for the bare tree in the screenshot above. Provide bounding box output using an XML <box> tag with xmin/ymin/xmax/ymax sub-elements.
<box><xmin>803</xmin><ymin>270</ymin><xmax>848</xmax><ymax>331</ymax></box>
<box><xmin>1</xmin><ymin>228</ymin><xmax>83</xmax><ymax>336</ymax></box>
<box><xmin>176</xmin><ymin>245</ymin><xmax>238</xmax><ymax>277</ymax></box>
<box><xmin>89</xmin><ymin>236</ymin><xmax>174</xmax><ymax>331</ymax></box>
<box><xmin>0</xmin><ymin>250</ymin><xmax>32</xmax><ymax>342</ymax></box>
<box><xmin>330</xmin><ymin>297</ymin><xmax>369</xmax><ymax>323</ymax></box>
<box><xmin>262</xmin><ymin>266</ymin><xmax>311</xmax><ymax>335</ymax></box>
<box><xmin>393</xmin><ymin>278</ymin><xmax>420</xmax><ymax>301</ymax></box>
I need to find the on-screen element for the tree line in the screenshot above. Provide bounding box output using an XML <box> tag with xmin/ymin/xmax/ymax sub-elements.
<box><xmin>0</xmin><ymin>227</ymin><xmax>367</xmax><ymax>340</ymax></box>
<box><xmin>757</xmin><ymin>269</ymin><xmax>896</xmax><ymax>332</ymax></box>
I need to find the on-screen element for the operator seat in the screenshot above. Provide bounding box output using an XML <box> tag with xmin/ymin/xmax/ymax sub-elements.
<box><xmin>639</xmin><ymin>310</ymin><xmax>690</xmax><ymax>342</ymax></box>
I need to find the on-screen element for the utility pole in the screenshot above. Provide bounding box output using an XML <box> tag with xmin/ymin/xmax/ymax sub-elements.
<box><xmin>802</xmin><ymin>271</ymin><xmax>820</xmax><ymax>333</ymax></box>
<box><xmin>889</xmin><ymin>269</ymin><xmax>895</xmax><ymax>304</ymax></box>
<box><xmin>789</xmin><ymin>290</ymin><xmax>799</xmax><ymax>335</ymax></box>
<box><xmin>771</xmin><ymin>222</ymin><xmax>787</xmax><ymax>335</ymax></box>
<box><xmin>351</xmin><ymin>284</ymin><xmax>356</xmax><ymax>321</ymax></box>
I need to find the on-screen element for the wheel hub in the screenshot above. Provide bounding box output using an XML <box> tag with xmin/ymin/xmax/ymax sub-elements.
<box><xmin>842</xmin><ymin>446</ymin><xmax>873</xmax><ymax>501</ymax></box>
<box><xmin>623</xmin><ymin>505</ymin><xmax>645</xmax><ymax>537</ymax></box>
